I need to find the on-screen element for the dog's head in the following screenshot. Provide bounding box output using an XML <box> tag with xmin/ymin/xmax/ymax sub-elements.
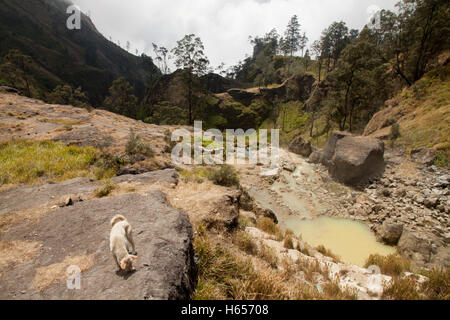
<box><xmin>120</xmin><ymin>255</ymin><xmax>138</xmax><ymax>271</ymax></box>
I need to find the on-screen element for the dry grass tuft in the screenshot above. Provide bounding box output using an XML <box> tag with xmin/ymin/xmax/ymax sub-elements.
<box><xmin>315</xmin><ymin>245</ymin><xmax>341</xmax><ymax>263</ymax></box>
<box><xmin>256</xmin><ymin>217</ymin><xmax>283</xmax><ymax>240</ymax></box>
<box><xmin>283</xmin><ymin>234</ymin><xmax>294</xmax><ymax>250</ymax></box>
<box><xmin>32</xmin><ymin>254</ymin><xmax>96</xmax><ymax>291</ymax></box>
<box><xmin>364</xmin><ymin>253</ymin><xmax>411</xmax><ymax>276</ymax></box>
<box><xmin>0</xmin><ymin>241</ymin><xmax>41</xmax><ymax>271</ymax></box>
<box><xmin>234</xmin><ymin>231</ymin><xmax>258</xmax><ymax>255</ymax></box>
<box><xmin>258</xmin><ymin>244</ymin><xmax>278</xmax><ymax>269</ymax></box>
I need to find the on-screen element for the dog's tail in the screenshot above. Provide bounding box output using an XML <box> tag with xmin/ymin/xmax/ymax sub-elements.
<box><xmin>111</xmin><ymin>214</ymin><xmax>126</xmax><ymax>227</ymax></box>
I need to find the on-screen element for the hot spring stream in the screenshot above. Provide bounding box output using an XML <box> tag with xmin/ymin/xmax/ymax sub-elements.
<box><xmin>246</xmin><ymin>158</ymin><xmax>397</xmax><ymax>267</ymax></box>
<box><xmin>283</xmin><ymin>216</ymin><xmax>396</xmax><ymax>266</ymax></box>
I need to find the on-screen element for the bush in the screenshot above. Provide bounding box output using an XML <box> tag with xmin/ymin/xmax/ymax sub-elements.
<box><xmin>125</xmin><ymin>129</ymin><xmax>154</xmax><ymax>157</ymax></box>
<box><xmin>258</xmin><ymin>244</ymin><xmax>278</xmax><ymax>269</ymax></box>
<box><xmin>390</xmin><ymin>123</ymin><xmax>401</xmax><ymax>140</ymax></box>
<box><xmin>383</xmin><ymin>277</ymin><xmax>421</xmax><ymax>300</ymax></box>
<box><xmin>95</xmin><ymin>180</ymin><xmax>116</xmax><ymax>198</ymax></box>
<box><xmin>209</xmin><ymin>165</ymin><xmax>239</xmax><ymax>187</ymax></box>
<box><xmin>94</xmin><ymin>153</ymin><xmax>123</xmax><ymax>180</ymax></box>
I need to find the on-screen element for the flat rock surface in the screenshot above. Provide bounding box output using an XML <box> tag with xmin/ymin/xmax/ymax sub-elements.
<box><xmin>0</xmin><ymin>170</ymin><xmax>196</xmax><ymax>300</ymax></box>
<box><xmin>0</xmin><ymin>192</ymin><xmax>196</xmax><ymax>300</ymax></box>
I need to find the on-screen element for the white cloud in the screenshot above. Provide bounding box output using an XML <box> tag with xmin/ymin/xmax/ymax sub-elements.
<box><xmin>72</xmin><ymin>0</ymin><xmax>397</xmax><ymax>69</ymax></box>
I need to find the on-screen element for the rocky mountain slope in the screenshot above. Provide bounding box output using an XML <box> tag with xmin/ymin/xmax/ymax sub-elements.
<box><xmin>364</xmin><ymin>59</ymin><xmax>450</xmax><ymax>167</ymax></box>
<box><xmin>0</xmin><ymin>0</ymin><xmax>160</xmax><ymax>105</ymax></box>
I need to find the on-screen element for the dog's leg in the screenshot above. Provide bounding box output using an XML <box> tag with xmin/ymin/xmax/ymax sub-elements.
<box><xmin>112</xmin><ymin>253</ymin><xmax>121</xmax><ymax>270</ymax></box>
<box><xmin>126</xmin><ymin>227</ymin><xmax>137</xmax><ymax>255</ymax></box>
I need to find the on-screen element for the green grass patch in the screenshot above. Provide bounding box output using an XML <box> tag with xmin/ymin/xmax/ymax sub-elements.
<box><xmin>0</xmin><ymin>140</ymin><xmax>97</xmax><ymax>185</ymax></box>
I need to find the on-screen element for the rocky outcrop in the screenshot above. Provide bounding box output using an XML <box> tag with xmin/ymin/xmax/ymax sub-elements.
<box><xmin>227</xmin><ymin>88</ymin><xmax>260</xmax><ymax>105</ymax></box>
<box><xmin>0</xmin><ymin>93</ymin><xmax>169</xmax><ymax>154</ymax></box>
<box><xmin>0</xmin><ymin>86</ymin><xmax>19</xmax><ymax>94</ymax></box>
<box><xmin>0</xmin><ymin>170</ymin><xmax>197</xmax><ymax>300</ymax></box>
<box><xmin>199</xmin><ymin>73</ymin><xmax>242</xmax><ymax>93</ymax></box>
<box><xmin>397</xmin><ymin>230</ymin><xmax>433</xmax><ymax>266</ymax></box>
<box><xmin>260</xmin><ymin>73</ymin><xmax>316</xmax><ymax>102</ymax></box>
<box><xmin>363</xmin><ymin>106</ymin><xmax>405</xmax><ymax>137</ymax></box>
<box><xmin>240</xmin><ymin>189</ymin><xmax>278</xmax><ymax>223</ymax></box>
<box><xmin>410</xmin><ymin>148</ymin><xmax>436</xmax><ymax>166</ymax></box>
<box><xmin>288</xmin><ymin>136</ymin><xmax>313</xmax><ymax>157</ymax></box>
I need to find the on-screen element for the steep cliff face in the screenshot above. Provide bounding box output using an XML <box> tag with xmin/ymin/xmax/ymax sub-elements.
<box><xmin>0</xmin><ymin>0</ymin><xmax>160</xmax><ymax>105</ymax></box>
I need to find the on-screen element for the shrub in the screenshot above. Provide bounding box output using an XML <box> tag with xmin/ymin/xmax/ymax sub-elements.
<box><xmin>95</xmin><ymin>180</ymin><xmax>116</xmax><ymax>198</ymax></box>
<box><xmin>163</xmin><ymin>129</ymin><xmax>177</xmax><ymax>153</ymax></box>
<box><xmin>383</xmin><ymin>277</ymin><xmax>421</xmax><ymax>300</ymax></box>
<box><xmin>125</xmin><ymin>129</ymin><xmax>154</xmax><ymax>157</ymax></box>
<box><xmin>390</xmin><ymin>123</ymin><xmax>401</xmax><ymax>140</ymax></box>
<box><xmin>364</xmin><ymin>254</ymin><xmax>411</xmax><ymax>276</ymax></box>
<box><xmin>94</xmin><ymin>153</ymin><xmax>123</xmax><ymax>180</ymax></box>
<box><xmin>209</xmin><ymin>165</ymin><xmax>239</xmax><ymax>187</ymax></box>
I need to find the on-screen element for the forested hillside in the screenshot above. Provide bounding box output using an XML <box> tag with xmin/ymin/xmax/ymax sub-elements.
<box><xmin>0</xmin><ymin>0</ymin><xmax>160</xmax><ymax>106</ymax></box>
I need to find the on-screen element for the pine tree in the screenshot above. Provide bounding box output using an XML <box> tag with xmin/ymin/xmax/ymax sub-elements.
<box><xmin>284</xmin><ymin>15</ymin><xmax>301</xmax><ymax>57</ymax></box>
<box><xmin>171</xmin><ymin>34</ymin><xmax>210</xmax><ymax>124</ymax></box>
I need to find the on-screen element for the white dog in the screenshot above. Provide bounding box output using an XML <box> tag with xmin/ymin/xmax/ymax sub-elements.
<box><xmin>110</xmin><ymin>215</ymin><xmax>137</xmax><ymax>272</ymax></box>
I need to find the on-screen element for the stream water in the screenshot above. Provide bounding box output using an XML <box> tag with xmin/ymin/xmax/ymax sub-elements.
<box><xmin>247</xmin><ymin>154</ymin><xmax>397</xmax><ymax>267</ymax></box>
<box><xmin>283</xmin><ymin>216</ymin><xmax>396</xmax><ymax>266</ymax></box>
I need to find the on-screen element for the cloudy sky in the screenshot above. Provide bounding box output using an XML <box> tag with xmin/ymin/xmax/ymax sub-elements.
<box><xmin>72</xmin><ymin>0</ymin><xmax>398</xmax><ymax>69</ymax></box>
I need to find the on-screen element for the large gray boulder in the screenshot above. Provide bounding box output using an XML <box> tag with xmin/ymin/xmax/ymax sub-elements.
<box><xmin>308</xmin><ymin>131</ymin><xmax>352</xmax><ymax>165</ymax></box>
<box><xmin>376</xmin><ymin>220</ymin><xmax>404</xmax><ymax>245</ymax></box>
<box><xmin>329</xmin><ymin>135</ymin><xmax>385</xmax><ymax>186</ymax></box>
<box><xmin>397</xmin><ymin>230</ymin><xmax>433</xmax><ymax>267</ymax></box>
<box><xmin>309</xmin><ymin>132</ymin><xmax>385</xmax><ymax>186</ymax></box>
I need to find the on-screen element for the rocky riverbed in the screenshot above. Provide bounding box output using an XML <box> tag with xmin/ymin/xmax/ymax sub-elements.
<box><xmin>235</xmin><ymin>146</ymin><xmax>449</xmax><ymax>269</ymax></box>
